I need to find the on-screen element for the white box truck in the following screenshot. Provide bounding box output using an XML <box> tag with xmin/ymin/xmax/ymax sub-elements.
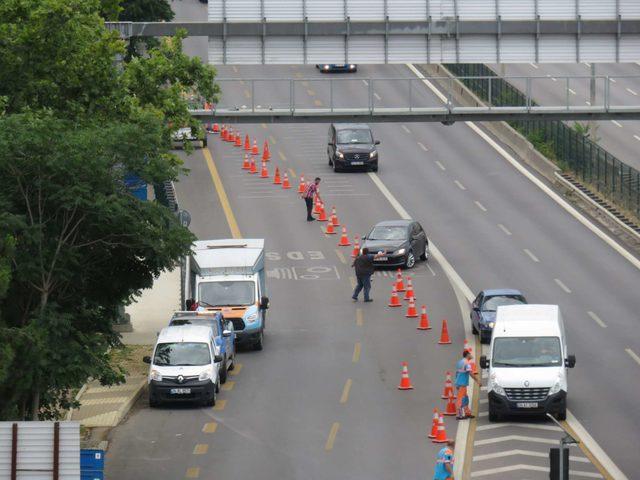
<box><xmin>480</xmin><ymin>304</ymin><xmax>576</xmax><ymax>421</ymax></box>
<box><xmin>184</xmin><ymin>239</ymin><xmax>269</xmax><ymax>350</ymax></box>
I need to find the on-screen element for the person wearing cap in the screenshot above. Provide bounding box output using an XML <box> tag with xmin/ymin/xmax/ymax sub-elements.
<box><xmin>351</xmin><ymin>247</ymin><xmax>385</xmax><ymax>302</ymax></box>
<box><xmin>301</xmin><ymin>177</ymin><xmax>322</xmax><ymax>221</ymax></box>
<box><xmin>455</xmin><ymin>349</ymin><xmax>479</xmax><ymax>420</ymax></box>
<box><xmin>433</xmin><ymin>439</ymin><xmax>455</xmax><ymax>480</ymax></box>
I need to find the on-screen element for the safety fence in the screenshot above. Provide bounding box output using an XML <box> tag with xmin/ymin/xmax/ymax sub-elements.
<box><xmin>444</xmin><ymin>63</ymin><xmax>640</xmax><ymax>220</ymax></box>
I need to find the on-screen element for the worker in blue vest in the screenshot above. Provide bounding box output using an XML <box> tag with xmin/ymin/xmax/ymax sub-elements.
<box><xmin>455</xmin><ymin>349</ymin><xmax>479</xmax><ymax>420</ymax></box>
<box><xmin>433</xmin><ymin>439</ymin><xmax>455</xmax><ymax>480</ymax></box>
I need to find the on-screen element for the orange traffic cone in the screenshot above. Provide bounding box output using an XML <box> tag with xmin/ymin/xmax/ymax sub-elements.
<box><xmin>438</xmin><ymin>319</ymin><xmax>452</xmax><ymax>345</ymax></box>
<box><xmin>405</xmin><ymin>297</ymin><xmax>418</xmax><ymax>318</ymax></box>
<box><xmin>397</xmin><ymin>362</ymin><xmax>414</xmax><ymax>390</ymax></box>
<box><xmin>325</xmin><ymin>222</ymin><xmax>336</xmax><ymax>235</ymax></box>
<box><xmin>313</xmin><ymin>197</ymin><xmax>322</xmax><ymax>214</ymax></box>
<box><xmin>273</xmin><ymin>167</ymin><xmax>282</xmax><ymax>185</ymax></box>
<box><xmin>338</xmin><ymin>227</ymin><xmax>351</xmax><ymax>247</ymax></box>
<box><xmin>428</xmin><ymin>408</ymin><xmax>440</xmax><ymax>439</ymax></box>
<box><xmin>317</xmin><ymin>203</ymin><xmax>328</xmax><ymax>221</ymax></box>
<box><xmin>395</xmin><ymin>269</ymin><xmax>405</xmax><ymax>292</ymax></box>
<box><xmin>467</xmin><ymin>346</ymin><xmax>479</xmax><ymax>375</ymax></box>
<box><xmin>441</xmin><ymin>372</ymin><xmax>454</xmax><ymax>399</ymax></box>
<box><xmin>252</xmin><ymin>140</ymin><xmax>259</xmax><ymax>155</ymax></box>
<box><xmin>242</xmin><ymin>154</ymin><xmax>250</xmax><ymax>170</ymax></box>
<box><xmin>388</xmin><ymin>284</ymin><xmax>402</xmax><ymax>307</ymax></box>
<box><xmin>351</xmin><ymin>236</ymin><xmax>361</xmax><ymax>258</ymax></box>
<box><xmin>330</xmin><ymin>206</ymin><xmax>340</xmax><ymax>227</ymax></box>
<box><xmin>244</xmin><ymin>134</ymin><xmax>251</xmax><ymax>151</ymax></box>
<box><xmin>282</xmin><ymin>173</ymin><xmax>291</xmax><ymax>189</ymax></box>
<box><xmin>221</xmin><ymin>126</ymin><xmax>228</xmax><ymax>141</ymax></box>
<box><xmin>298</xmin><ymin>174</ymin><xmax>306</xmax><ymax>194</ymax></box>
<box><xmin>212</xmin><ymin>123</ymin><xmax>220</xmax><ymax>133</ymax></box>
<box><xmin>225</xmin><ymin>128</ymin><xmax>233</xmax><ymax>142</ymax></box>
<box><xmin>417</xmin><ymin>305</ymin><xmax>431</xmax><ymax>330</ymax></box>
<box><xmin>249</xmin><ymin>157</ymin><xmax>257</xmax><ymax>174</ymax></box>
<box><xmin>260</xmin><ymin>160</ymin><xmax>269</xmax><ymax>178</ymax></box>
<box><xmin>463</xmin><ymin>339</ymin><xmax>470</xmax><ymax>353</ymax></box>
<box><xmin>234</xmin><ymin>133</ymin><xmax>242</xmax><ymax>147</ymax></box>
<box><xmin>404</xmin><ymin>276</ymin><xmax>415</xmax><ymax>301</ymax></box>
<box><xmin>443</xmin><ymin>391</ymin><xmax>457</xmax><ymax>416</ymax></box>
<box><xmin>432</xmin><ymin>414</ymin><xmax>450</xmax><ymax>443</ymax></box>
<box><xmin>262</xmin><ymin>140</ymin><xmax>271</xmax><ymax>161</ymax></box>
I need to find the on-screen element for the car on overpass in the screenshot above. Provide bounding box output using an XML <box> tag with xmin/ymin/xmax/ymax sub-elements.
<box><xmin>361</xmin><ymin>220</ymin><xmax>428</xmax><ymax>269</ymax></box>
<box><xmin>316</xmin><ymin>63</ymin><xmax>357</xmax><ymax>73</ymax></box>
<box><xmin>470</xmin><ymin>289</ymin><xmax>527</xmax><ymax>344</ymax></box>
<box><xmin>327</xmin><ymin>123</ymin><xmax>380</xmax><ymax>172</ymax></box>
<box><xmin>171</xmin><ymin>125</ymin><xmax>207</xmax><ymax>149</ymax></box>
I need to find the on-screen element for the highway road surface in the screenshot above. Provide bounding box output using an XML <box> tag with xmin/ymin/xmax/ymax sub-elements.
<box><xmin>105</xmin><ymin>2</ymin><xmax>640</xmax><ymax>479</ymax></box>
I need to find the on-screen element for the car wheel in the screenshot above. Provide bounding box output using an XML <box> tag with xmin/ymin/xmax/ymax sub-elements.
<box><xmin>481</xmin><ymin>332</ymin><xmax>491</xmax><ymax>344</ymax></box>
<box><xmin>488</xmin><ymin>406</ymin><xmax>500</xmax><ymax>422</ymax></box>
<box><xmin>227</xmin><ymin>354</ymin><xmax>235</xmax><ymax>371</ymax></box>
<box><xmin>254</xmin><ymin>331</ymin><xmax>264</xmax><ymax>351</ymax></box>
<box><xmin>471</xmin><ymin>321</ymin><xmax>478</xmax><ymax>335</ymax></box>
<box><xmin>404</xmin><ymin>251</ymin><xmax>416</xmax><ymax>269</ymax></box>
<box><xmin>371</xmin><ymin>165</ymin><xmax>378</xmax><ymax>172</ymax></box>
<box><xmin>149</xmin><ymin>396</ymin><xmax>159</xmax><ymax>408</ymax></box>
<box><xmin>556</xmin><ymin>401</ymin><xmax>567</xmax><ymax>421</ymax></box>
<box><xmin>219</xmin><ymin>356</ymin><xmax>228</xmax><ymax>384</ymax></box>
<box><xmin>420</xmin><ymin>248</ymin><xmax>427</xmax><ymax>261</ymax></box>
<box><xmin>204</xmin><ymin>385</ymin><xmax>216</xmax><ymax>407</ymax></box>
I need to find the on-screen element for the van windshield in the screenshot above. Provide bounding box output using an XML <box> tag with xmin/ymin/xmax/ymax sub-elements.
<box><xmin>153</xmin><ymin>342</ymin><xmax>210</xmax><ymax>366</ymax></box>
<box><xmin>493</xmin><ymin>337</ymin><xmax>562</xmax><ymax>367</ymax></box>
<box><xmin>198</xmin><ymin>280</ymin><xmax>255</xmax><ymax>307</ymax></box>
<box><xmin>337</xmin><ymin>129</ymin><xmax>373</xmax><ymax>144</ymax></box>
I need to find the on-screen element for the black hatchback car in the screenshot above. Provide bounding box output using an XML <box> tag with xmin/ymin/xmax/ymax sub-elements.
<box><xmin>327</xmin><ymin>123</ymin><xmax>379</xmax><ymax>172</ymax></box>
<box><xmin>361</xmin><ymin>220</ymin><xmax>429</xmax><ymax>269</ymax></box>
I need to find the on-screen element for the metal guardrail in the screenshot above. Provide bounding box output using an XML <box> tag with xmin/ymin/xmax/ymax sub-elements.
<box><xmin>446</xmin><ymin>64</ymin><xmax>640</xmax><ymax>219</ymax></box>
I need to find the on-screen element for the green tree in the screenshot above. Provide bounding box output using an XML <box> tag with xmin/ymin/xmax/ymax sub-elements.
<box><xmin>116</xmin><ymin>0</ymin><xmax>175</xmax><ymax>59</ymax></box>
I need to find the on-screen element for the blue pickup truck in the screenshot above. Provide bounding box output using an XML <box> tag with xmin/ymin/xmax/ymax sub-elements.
<box><xmin>169</xmin><ymin>311</ymin><xmax>236</xmax><ymax>383</ymax></box>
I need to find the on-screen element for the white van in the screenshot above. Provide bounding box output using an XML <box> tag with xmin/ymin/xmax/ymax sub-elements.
<box><xmin>144</xmin><ymin>325</ymin><xmax>222</xmax><ymax>407</ymax></box>
<box><xmin>479</xmin><ymin>305</ymin><xmax>575</xmax><ymax>421</ymax></box>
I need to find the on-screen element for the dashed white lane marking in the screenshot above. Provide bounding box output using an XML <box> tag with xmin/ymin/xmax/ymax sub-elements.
<box><xmin>554</xmin><ymin>278</ymin><xmax>572</xmax><ymax>293</ymax></box>
<box><xmin>633</xmin><ymin>134</ymin><xmax>640</xmax><ymax>142</ymax></box>
<box><xmin>417</xmin><ymin>142</ymin><xmax>429</xmax><ymax>152</ymax></box>
<box><xmin>529</xmin><ymin>63</ymin><xmax>538</xmax><ymax>69</ymax></box>
<box><xmin>626</xmin><ymin>88</ymin><xmax>638</xmax><ymax>96</ymax></box>
<box><xmin>473</xmin><ymin>449</ymin><xmax>590</xmax><ymax>463</ymax></box>
<box><xmin>374</xmin><ymin>92</ymin><xmax>382</xmax><ymax>100</ymax></box>
<box><xmin>474</xmin><ymin>201</ymin><xmax>487</xmax><ymax>212</ymax></box>
<box><xmin>471</xmin><ymin>465</ymin><xmax>603</xmax><ymax>478</ymax></box>
<box><xmin>569</xmin><ymin>88</ymin><xmax>577</xmax><ymax>95</ymax></box>
<box><xmin>612</xmin><ymin>120</ymin><xmax>623</xmax><ymax>128</ymax></box>
<box><xmin>427</xmin><ymin>264</ymin><xmax>436</xmax><ymax>276</ymax></box>
<box><xmin>585</xmin><ymin>100</ymin><xmax>591</xmax><ymax>106</ymax></box>
<box><xmin>626</xmin><ymin>348</ymin><xmax>640</xmax><ymax>366</ymax></box>
<box><xmin>476</xmin><ymin>423</ymin><xmax>562</xmax><ymax>433</ymax></box>
<box><xmin>435</xmin><ymin>160</ymin><xmax>446</xmax><ymax>171</ymax></box>
<box><xmin>523</xmin><ymin>248</ymin><xmax>540</xmax><ymax>263</ymax></box>
<box><xmin>583</xmin><ymin>62</ymin><xmax>591</xmax><ymax>68</ymax></box>
<box><xmin>474</xmin><ymin>435</ymin><xmax>559</xmax><ymax>446</ymax></box>
<box><xmin>587</xmin><ymin>311</ymin><xmax>607</xmax><ymax>328</ymax></box>
<box><xmin>609</xmin><ymin>77</ymin><xmax>616</xmax><ymax>83</ymax></box>
<box><xmin>362</xmin><ymin>79</ymin><xmax>369</xmax><ymax>86</ymax></box>
<box><xmin>401</xmin><ymin>125</ymin><xmax>411</xmax><ymax>134</ymax></box>
<box><xmin>454</xmin><ymin>180</ymin><xmax>466</xmax><ymax>190</ymax></box>
<box><xmin>497</xmin><ymin>223</ymin><xmax>512</xmax><ymax>236</ymax></box>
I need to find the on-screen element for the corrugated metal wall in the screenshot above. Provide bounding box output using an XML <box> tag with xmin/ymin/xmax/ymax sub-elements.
<box><xmin>207</xmin><ymin>0</ymin><xmax>640</xmax><ymax>64</ymax></box>
<box><xmin>0</xmin><ymin>422</ymin><xmax>80</xmax><ymax>480</ymax></box>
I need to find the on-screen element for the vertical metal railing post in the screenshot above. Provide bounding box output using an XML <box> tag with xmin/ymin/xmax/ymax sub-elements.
<box><xmin>526</xmin><ymin>76</ymin><xmax>532</xmax><ymax>111</ymax></box>
<box><xmin>565</xmin><ymin>77</ymin><xmax>570</xmax><ymax>110</ymax></box>
<box><xmin>369</xmin><ymin>79</ymin><xmax>374</xmax><ymax>113</ymax></box>
<box><xmin>605</xmin><ymin>77</ymin><xmax>610</xmax><ymax>111</ymax></box>
<box><xmin>447</xmin><ymin>77</ymin><xmax>453</xmax><ymax>110</ymax></box>
<box><xmin>290</xmin><ymin>79</ymin><xmax>294</xmax><ymax>113</ymax></box>
<box><xmin>409</xmin><ymin>78</ymin><xmax>413</xmax><ymax>112</ymax></box>
<box><xmin>251</xmin><ymin>80</ymin><xmax>255</xmax><ymax>112</ymax></box>
<box><xmin>330</xmin><ymin>79</ymin><xmax>334</xmax><ymax>112</ymax></box>
<box><xmin>488</xmin><ymin>77</ymin><xmax>492</xmax><ymax>108</ymax></box>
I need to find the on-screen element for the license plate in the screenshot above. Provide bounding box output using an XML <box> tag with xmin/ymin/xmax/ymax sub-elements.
<box><xmin>374</xmin><ymin>257</ymin><xmax>388</xmax><ymax>261</ymax></box>
<box><xmin>516</xmin><ymin>402</ymin><xmax>538</xmax><ymax>408</ymax></box>
<box><xmin>170</xmin><ymin>388</ymin><xmax>191</xmax><ymax>394</ymax></box>
<box><xmin>350</xmin><ymin>161</ymin><xmax>364</xmax><ymax>165</ymax></box>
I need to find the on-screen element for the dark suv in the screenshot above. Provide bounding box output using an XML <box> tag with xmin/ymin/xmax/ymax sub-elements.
<box><xmin>327</xmin><ymin>123</ymin><xmax>380</xmax><ymax>172</ymax></box>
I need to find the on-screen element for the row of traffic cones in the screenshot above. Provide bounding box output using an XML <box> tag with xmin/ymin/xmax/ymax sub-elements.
<box><xmin>213</xmin><ymin>124</ymin><xmax>272</xmax><ymax>161</ymax></box>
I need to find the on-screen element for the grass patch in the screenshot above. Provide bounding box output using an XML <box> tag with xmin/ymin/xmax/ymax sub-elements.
<box><xmin>109</xmin><ymin>344</ymin><xmax>153</xmax><ymax>378</ymax></box>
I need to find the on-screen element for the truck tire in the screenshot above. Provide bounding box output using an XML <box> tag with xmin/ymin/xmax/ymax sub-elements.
<box><xmin>254</xmin><ymin>331</ymin><xmax>264</xmax><ymax>351</ymax></box>
<box><xmin>219</xmin><ymin>356</ymin><xmax>228</xmax><ymax>384</ymax></box>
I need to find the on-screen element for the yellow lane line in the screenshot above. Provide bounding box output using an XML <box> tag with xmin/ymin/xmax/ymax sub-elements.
<box><xmin>288</xmin><ymin>168</ymin><xmax>297</xmax><ymax>178</ymax></box>
<box><xmin>307</xmin><ymin>89</ymin><xmax>316</xmax><ymax>96</ymax></box>
<box><xmin>202</xmin><ymin>422</ymin><xmax>218</xmax><ymax>433</ymax></box>
<box><xmin>232</xmin><ymin>66</ymin><xmax>238</xmax><ymax>73</ymax></box>
<box><xmin>352</xmin><ymin>342</ymin><xmax>361</xmax><ymax>363</ymax></box>
<box><xmin>339</xmin><ymin>378</ymin><xmax>353</xmax><ymax>404</ymax></box>
<box><xmin>302</xmin><ymin>81</ymin><xmax>309</xmax><ymax>87</ymax></box>
<box><xmin>314</xmin><ymin>99</ymin><xmax>323</xmax><ymax>106</ymax></box>
<box><xmin>221</xmin><ymin>380</ymin><xmax>235</xmax><ymax>391</ymax></box>
<box><xmin>229</xmin><ymin>363</ymin><xmax>242</xmax><ymax>375</ymax></box>
<box><xmin>203</xmin><ymin>149</ymin><xmax>242</xmax><ymax>238</ymax></box>
<box><xmin>261</xmin><ymin>123</ymin><xmax>267</xmax><ymax>129</ymax></box>
<box><xmin>269</xmin><ymin>135</ymin><xmax>277</xmax><ymax>145</ymax></box>
<box><xmin>325</xmin><ymin>422</ymin><xmax>340</xmax><ymax>451</ymax></box>
<box><xmin>278</xmin><ymin>150</ymin><xmax>287</xmax><ymax>162</ymax></box>
<box><xmin>244</xmin><ymin>90</ymin><xmax>251</xmax><ymax>99</ymax></box>
<box><xmin>334</xmin><ymin>249</ymin><xmax>347</xmax><ymax>264</ymax></box>
<box><xmin>239</xmin><ymin>79</ymin><xmax>245</xmax><ymax>85</ymax></box>
<box><xmin>294</xmin><ymin>71</ymin><xmax>303</xmax><ymax>78</ymax></box>
<box><xmin>185</xmin><ymin>467</ymin><xmax>200</xmax><ymax>478</ymax></box>
<box><xmin>193</xmin><ymin>444</ymin><xmax>209</xmax><ymax>455</ymax></box>
<box><xmin>356</xmin><ymin>308</ymin><xmax>363</xmax><ymax>326</ymax></box>
<box><xmin>349</xmin><ymin>276</ymin><xmax>356</xmax><ymax>288</ymax></box>
<box><xmin>213</xmin><ymin>399</ymin><xmax>226</xmax><ymax>411</ymax></box>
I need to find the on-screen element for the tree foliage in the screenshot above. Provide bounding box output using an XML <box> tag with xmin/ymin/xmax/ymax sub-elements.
<box><xmin>0</xmin><ymin>0</ymin><xmax>217</xmax><ymax>419</ymax></box>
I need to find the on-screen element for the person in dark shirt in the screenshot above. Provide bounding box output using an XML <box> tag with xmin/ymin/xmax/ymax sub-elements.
<box><xmin>351</xmin><ymin>247</ymin><xmax>385</xmax><ymax>302</ymax></box>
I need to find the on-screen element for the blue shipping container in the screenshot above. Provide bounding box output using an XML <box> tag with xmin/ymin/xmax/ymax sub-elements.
<box><xmin>80</xmin><ymin>449</ymin><xmax>105</xmax><ymax>470</ymax></box>
<box><xmin>124</xmin><ymin>173</ymin><xmax>148</xmax><ymax>201</ymax></box>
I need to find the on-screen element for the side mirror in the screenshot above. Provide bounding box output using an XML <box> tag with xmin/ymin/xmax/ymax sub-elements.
<box><xmin>222</xmin><ymin>329</ymin><xmax>232</xmax><ymax>337</ymax></box>
<box><xmin>565</xmin><ymin>354</ymin><xmax>576</xmax><ymax>368</ymax></box>
<box><xmin>374</xmin><ymin>140</ymin><xmax>381</xmax><ymax>145</ymax></box>
<box><xmin>214</xmin><ymin>355</ymin><xmax>223</xmax><ymax>363</ymax></box>
<box><xmin>260</xmin><ymin>296</ymin><xmax>270</xmax><ymax>309</ymax></box>
<box><xmin>479</xmin><ymin>355</ymin><xmax>489</xmax><ymax>369</ymax></box>
<box><xmin>143</xmin><ymin>356</ymin><xmax>151</xmax><ymax>364</ymax></box>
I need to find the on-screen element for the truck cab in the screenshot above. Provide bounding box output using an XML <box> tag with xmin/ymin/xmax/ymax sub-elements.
<box><xmin>185</xmin><ymin>239</ymin><xmax>269</xmax><ymax>350</ymax></box>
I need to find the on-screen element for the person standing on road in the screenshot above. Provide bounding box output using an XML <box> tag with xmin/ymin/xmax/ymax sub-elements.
<box><xmin>351</xmin><ymin>248</ymin><xmax>385</xmax><ymax>302</ymax></box>
<box><xmin>301</xmin><ymin>177</ymin><xmax>322</xmax><ymax>221</ymax></box>
<box><xmin>433</xmin><ymin>440</ymin><xmax>455</xmax><ymax>480</ymax></box>
<box><xmin>455</xmin><ymin>350</ymin><xmax>479</xmax><ymax>420</ymax></box>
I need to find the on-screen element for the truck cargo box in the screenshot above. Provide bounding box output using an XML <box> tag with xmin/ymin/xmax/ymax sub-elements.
<box><xmin>191</xmin><ymin>239</ymin><xmax>264</xmax><ymax>276</ymax></box>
